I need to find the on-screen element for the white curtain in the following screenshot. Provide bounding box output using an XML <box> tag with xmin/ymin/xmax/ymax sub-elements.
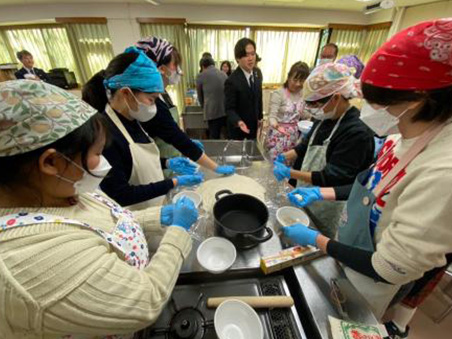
<box><xmin>187</xmin><ymin>26</ymin><xmax>248</xmax><ymax>84</ymax></box>
<box><xmin>253</xmin><ymin>29</ymin><xmax>320</xmax><ymax>84</ymax></box>
<box><xmin>358</xmin><ymin>27</ymin><xmax>390</xmax><ymax>63</ymax></box>
<box><xmin>330</xmin><ymin>29</ymin><xmax>367</xmax><ymax>60</ymax></box>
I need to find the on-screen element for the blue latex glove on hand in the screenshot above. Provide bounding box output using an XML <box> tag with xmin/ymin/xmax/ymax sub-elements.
<box><xmin>160</xmin><ymin>204</ymin><xmax>174</xmax><ymax>226</ymax></box>
<box><xmin>287</xmin><ymin>187</ymin><xmax>323</xmax><ymax>208</ymax></box>
<box><xmin>176</xmin><ymin>174</ymin><xmax>204</xmax><ymax>187</ymax></box>
<box><xmin>273</xmin><ymin>161</ymin><xmax>291</xmax><ymax>181</ymax></box>
<box><xmin>282</xmin><ymin>223</ymin><xmax>319</xmax><ymax>247</ymax></box>
<box><xmin>168</xmin><ymin>157</ymin><xmax>198</xmax><ymax>175</ymax></box>
<box><xmin>192</xmin><ymin>139</ymin><xmax>205</xmax><ymax>151</ymax></box>
<box><xmin>215</xmin><ymin>165</ymin><xmax>236</xmax><ymax>175</ymax></box>
<box><xmin>275</xmin><ymin>154</ymin><xmax>286</xmax><ymax>164</ymax></box>
<box><xmin>172</xmin><ymin>196</ymin><xmax>198</xmax><ymax>230</ymax></box>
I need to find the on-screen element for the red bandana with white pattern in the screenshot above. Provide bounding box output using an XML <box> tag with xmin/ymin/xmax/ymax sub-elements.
<box><xmin>361</xmin><ymin>18</ymin><xmax>452</xmax><ymax>90</ymax></box>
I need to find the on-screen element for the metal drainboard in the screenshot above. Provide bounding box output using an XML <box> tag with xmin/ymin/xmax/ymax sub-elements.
<box><xmin>261</xmin><ymin>279</ymin><xmax>301</xmax><ymax>339</ymax></box>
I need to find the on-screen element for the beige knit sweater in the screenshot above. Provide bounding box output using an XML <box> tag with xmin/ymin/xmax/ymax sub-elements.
<box><xmin>0</xmin><ymin>192</ymin><xmax>192</xmax><ymax>338</ymax></box>
<box><xmin>372</xmin><ymin>121</ymin><xmax>452</xmax><ymax>285</ymax></box>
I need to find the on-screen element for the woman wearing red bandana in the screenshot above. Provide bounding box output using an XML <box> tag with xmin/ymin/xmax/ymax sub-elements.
<box><xmin>282</xmin><ymin>19</ymin><xmax>452</xmax><ymax>338</ymax></box>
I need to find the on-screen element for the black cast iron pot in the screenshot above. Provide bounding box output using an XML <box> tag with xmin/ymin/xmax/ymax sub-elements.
<box><xmin>213</xmin><ymin>189</ymin><xmax>273</xmax><ymax>249</ymax></box>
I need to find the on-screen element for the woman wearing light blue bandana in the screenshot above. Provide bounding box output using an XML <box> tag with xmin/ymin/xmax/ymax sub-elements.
<box><xmin>83</xmin><ymin>48</ymin><xmax>205</xmax><ymax>210</ymax></box>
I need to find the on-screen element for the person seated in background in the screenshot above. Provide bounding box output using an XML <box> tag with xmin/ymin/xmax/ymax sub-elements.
<box><xmin>14</xmin><ymin>50</ymin><xmax>49</xmax><ymax>82</ymax></box>
<box><xmin>273</xmin><ymin>63</ymin><xmax>374</xmax><ymax>238</ymax></box>
<box><xmin>224</xmin><ymin>37</ymin><xmax>263</xmax><ymax>140</ymax></box>
<box><xmin>318</xmin><ymin>43</ymin><xmax>339</xmax><ymax>65</ymax></box>
<box><xmin>220</xmin><ymin>60</ymin><xmax>232</xmax><ymax>77</ymax></box>
<box><xmin>266</xmin><ymin>61</ymin><xmax>310</xmax><ymax>160</ymax></box>
<box><xmin>197</xmin><ymin>56</ymin><xmax>228</xmax><ymax>139</ymax></box>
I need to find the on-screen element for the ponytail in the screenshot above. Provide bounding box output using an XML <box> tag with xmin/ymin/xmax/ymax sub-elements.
<box><xmin>82</xmin><ymin>70</ymin><xmax>108</xmax><ymax>112</ymax></box>
<box><xmin>82</xmin><ymin>52</ymin><xmax>140</xmax><ymax>112</ymax></box>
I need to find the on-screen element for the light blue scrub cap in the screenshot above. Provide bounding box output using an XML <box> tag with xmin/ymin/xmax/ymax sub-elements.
<box><xmin>103</xmin><ymin>47</ymin><xmax>164</xmax><ymax>93</ymax></box>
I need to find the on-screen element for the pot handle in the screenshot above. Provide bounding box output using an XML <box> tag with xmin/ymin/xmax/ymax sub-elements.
<box><xmin>215</xmin><ymin>189</ymin><xmax>233</xmax><ymax>201</ymax></box>
<box><xmin>243</xmin><ymin>226</ymin><xmax>274</xmax><ymax>243</ymax></box>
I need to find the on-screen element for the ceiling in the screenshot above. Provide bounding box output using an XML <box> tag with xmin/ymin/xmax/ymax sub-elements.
<box><xmin>0</xmin><ymin>0</ymin><xmax>443</xmax><ymax>12</ymax></box>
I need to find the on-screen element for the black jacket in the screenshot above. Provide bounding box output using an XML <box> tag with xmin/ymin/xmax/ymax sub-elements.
<box><xmin>15</xmin><ymin>67</ymin><xmax>49</xmax><ymax>82</ymax></box>
<box><xmin>224</xmin><ymin>68</ymin><xmax>263</xmax><ymax>139</ymax></box>
<box><xmin>294</xmin><ymin>106</ymin><xmax>375</xmax><ymax>187</ymax></box>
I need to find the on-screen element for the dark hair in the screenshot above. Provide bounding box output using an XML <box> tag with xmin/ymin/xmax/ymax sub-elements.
<box><xmin>16</xmin><ymin>50</ymin><xmax>32</xmax><ymax>61</ymax></box>
<box><xmin>362</xmin><ymin>83</ymin><xmax>452</xmax><ymax>123</ymax></box>
<box><xmin>200</xmin><ymin>56</ymin><xmax>215</xmax><ymax>69</ymax></box>
<box><xmin>202</xmin><ymin>52</ymin><xmax>212</xmax><ymax>58</ymax></box>
<box><xmin>284</xmin><ymin>61</ymin><xmax>310</xmax><ymax>88</ymax></box>
<box><xmin>220</xmin><ymin>61</ymin><xmax>232</xmax><ymax>76</ymax></box>
<box><xmin>234</xmin><ymin>38</ymin><xmax>256</xmax><ymax>60</ymax></box>
<box><xmin>322</xmin><ymin>43</ymin><xmax>339</xmax><ymax>57</ymax></box>
<box><xmin>0</xmin><ymin>113</ymin><xmax>108</xmax><ymax>189</ymax></box>
<box><xmin>82</xmin><ymin>52</ymin><xmax>140</xmax><ymax>112</ymax></box>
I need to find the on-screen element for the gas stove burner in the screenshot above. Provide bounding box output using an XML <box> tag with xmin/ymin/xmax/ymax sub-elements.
<box><xmin>168</xmin><ymin>308</ymin><xmax>205</xmax><ymax>339</ymax></box>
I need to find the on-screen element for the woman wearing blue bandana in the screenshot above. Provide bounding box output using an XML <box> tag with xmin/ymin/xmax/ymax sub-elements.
<box><xmin>82</xmin><ymin>48</ymin><xmax>206</xmax><ymax>210</ymax></box>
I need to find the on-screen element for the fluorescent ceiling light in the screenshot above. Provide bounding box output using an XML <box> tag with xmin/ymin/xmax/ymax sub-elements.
<box><xmin>145</xmin><ymin>0</ymin><xmax>161</xmax><ymax>5</ymax></box>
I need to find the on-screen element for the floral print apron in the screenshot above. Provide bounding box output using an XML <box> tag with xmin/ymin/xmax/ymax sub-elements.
<box><xmin>0</xmin><ymin>192</ymin><xmax>150</xmax><ymax>338</ymax></box>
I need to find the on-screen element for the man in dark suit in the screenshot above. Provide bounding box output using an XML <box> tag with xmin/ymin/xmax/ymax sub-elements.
<box><xmin>14</xmin><ymin>50</ymin><xmax>49</xmax><ymax>82</ymax></box>
<box><xmin>224</xmin><ymin>38</ymin><xmax>263</xmax><ymax>140</ymax></box>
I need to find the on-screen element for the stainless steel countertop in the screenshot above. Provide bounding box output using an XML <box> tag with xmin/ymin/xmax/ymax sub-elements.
<box><xmin>174</xmin><ymin>158</ymin><xmax>378</xmax><ymax>338</ymax></box>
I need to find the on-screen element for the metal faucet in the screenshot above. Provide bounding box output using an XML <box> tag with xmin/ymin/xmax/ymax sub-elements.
<box><xmin>239</xmin><ymin>139</ymin><xmax>251</xmax><ymax>168</ymax></box>
<box><xmin>219</xmin><ymin>139</ymin><xmax>234</xmax><ymax>165</ymax></box>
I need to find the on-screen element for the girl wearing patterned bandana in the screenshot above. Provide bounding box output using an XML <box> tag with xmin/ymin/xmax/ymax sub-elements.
<box><xmin>282</xmin><ymin>18</ymin><xmax>452</xmax><ymax>337</ymax></box>
<box><xmin>0</xmin><ymin>80</ymin><xmax>198</xmax><ymax>337</ymax></box>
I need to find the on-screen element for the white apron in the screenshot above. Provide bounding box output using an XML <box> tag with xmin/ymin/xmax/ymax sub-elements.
<box><xmin>298</xmin><ymin>111</ymin><xmax>347</xmax><ymax>238</ymax></box>
<box><xmin>106</xmin><ymin>105</ymin><xmax>165</xmax><ymax>210</ymax></box>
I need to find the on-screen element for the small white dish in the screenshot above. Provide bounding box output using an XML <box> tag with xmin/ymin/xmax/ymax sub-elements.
<box><xmin>197</xmin><ymin>237</ymin><xmax>236</xmax><ymax>274</ymax></box>
<box><xmin>276</xmin><ymin>206</ymin><xmax>310</xmax><ymax>227</ymax></box>
<box><xmin>298</xmin><ymin>120</ymin><xmax>314</xmax><ymax>136</ymax></box>
<box><xmin>173</xmin><ymin>191</ymin><xmax>202</xmax><ymax>208</ymax></box>
<box><xmin>215</xmin><ymin>299</ymin><xmax>264</xmax><ymax>339</ymax></box>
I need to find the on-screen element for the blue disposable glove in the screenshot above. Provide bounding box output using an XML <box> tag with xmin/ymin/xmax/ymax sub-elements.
<box><xmin>192</xmin><ymin>139</ymin><xmax>205</xmax><ymax>151</ymax></box>
<box><xmin>275</xmin><ymin>154</ymin><xmax>286</xmax><ymax>164</ymax></box>
<box><xmin>175</xmin><ymin>174</ymin><xmax>204</xmax><ymax>187</ymax></box>
<box><xmin>215</xmin><ymin>165</ymin><xmax>236</xmax><ymax>175</ymax></box>
<box><xmin>287</xmin><ymin>187</ymin><xmax>323</xmax><ymax>208</ymax></box>
<box><xmin>168</xmin><ymin>157</ymin><xmax>198</xmax><ymax>175</ymax></box>
<box><xmin>282</xmin><ymin>223</ymin><xmax>319</xmax><ymax>247</ymax></box>
<box><xmin>172</xmin><ymin>196</ymin><xmax>199</xmax><ymax>230</ymax></box>
<box><xmin>273</xmin><ymin>161</ymin><xmax>291</xmax><ymax>181</ymax></box>
<box><xmin>160</xmin><ymin>204</ymin><xmax>174</xmax><ymax>226</ymax></box>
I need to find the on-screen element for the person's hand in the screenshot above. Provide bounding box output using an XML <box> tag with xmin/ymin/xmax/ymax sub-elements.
<box><xmin>287</xmin><ymin>187</ymin><xmax>323</xmax><ymax>208</ymax></box>
<box><xmin>282</xmin><ymin>223</ymin><xmax>319</xmax><ymax>247</ymax></box>
<box><xmin>172</xmin><ymin>196</ymin><xmax>198</xmax><ymax>230</ymax></box>
<box><xmin>192</xmin><ymin>139</ymin><xmax>205</xmax><ymax>151</ymax></box>
<box><xmin>275</xmin><ymin>153</ymin><xmax>286</xmax><ymax>164</ymax></box>
<box><xmin>175</xmin><ymin>174</ymin><xmax>204</xmax><ymax>187</ymax></box>
<box><xmin>273</xmin><ymin>161</ymin><xmax>291</xmax><ymax>181</ymax></box>
<box><xmin>238</xmin><ymin>121</ymin><xmax>250</xmax><ymax>134</ymax></box>
<box><xmin>160</xmin><ymin>204</ymin><xmax>174</xmax><ymax>226</ymax></box>
<box><xmin>277</xmin><ymin>126</ymin><xmax>290</xmax><ymax>136</ymax></box>
<box><xmin>215</xmin><ymin>165</ymin><xmax>235</xmax><ymax>175</ymax></box>
<box><xmin>168</xmin><ymin>157</ymin><xmax>198</xmax><ymax>175</ymax></box>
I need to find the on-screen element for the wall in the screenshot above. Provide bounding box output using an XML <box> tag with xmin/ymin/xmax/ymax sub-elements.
<box><xmin>367</xmin><ymin>8</ymin><xmax>395</xmax><ymax>25</ymax></box>
<box><xmin>0</xmin><ymin>2</ymin><xmax>369</xmax><ymax>54</ymax></box>
<box><xmin>399</xmin><ymin>0</ymin><xmax>452</xmax><ymax>30</ymax></box>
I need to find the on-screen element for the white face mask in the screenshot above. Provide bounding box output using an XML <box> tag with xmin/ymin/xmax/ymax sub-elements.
<box><xmin>168</xmin><ymin>67</ymin><xmax>182</xmax><ymax>85</ymax></box>
<box><xmin>318</xmin><ymin>58</ymin><xmax>333</xmax><ymax>65</ymax></box>
<box><xmin>126</xmin><ymin>89</ymin><xmax>157</xmax><ymax>122</ymax></box>
<box><xmin>360</xmin><ymin>101</ymin><xmax>410</xmax><ymax>137</ymax></box>
<box><xmin>56</xmin><ymin>155</ymin><xmax>112</xmax><ymax>195</ymax></box>
<box><xmin>305</xmin><ymin>97</ymin><xmax>338</xmax><ymax>121</ymax></box>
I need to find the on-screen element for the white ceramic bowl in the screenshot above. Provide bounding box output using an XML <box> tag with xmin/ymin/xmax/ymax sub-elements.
<box><xmin>215</xmin><ymin>299</ymin><xmax>264</xmax><ymax>339</ymax></box>
<box><xmin>173</xmin><ymin>191</ymin><xmax>202</xmax><ymax>208</ymax></box>
<box><xmin>197</xmin><ymin>237</ymin><xmax>236</xmax><ymax>274</ymax></box>
<box><xmin>276</xmin><ymin>206</ymin><xmax>310</xmax><ymax>227</ymax></box>
<box><xmin>298</xmin><ymin>120</ymin><xmax>314</xmax><ymax>136</ymax></box>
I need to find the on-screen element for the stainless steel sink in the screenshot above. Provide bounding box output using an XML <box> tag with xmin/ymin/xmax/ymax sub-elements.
<box><xmin>200</xmin><ymin>140</ymin><xmax>265</xmax><ymax>165</ymax></box>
